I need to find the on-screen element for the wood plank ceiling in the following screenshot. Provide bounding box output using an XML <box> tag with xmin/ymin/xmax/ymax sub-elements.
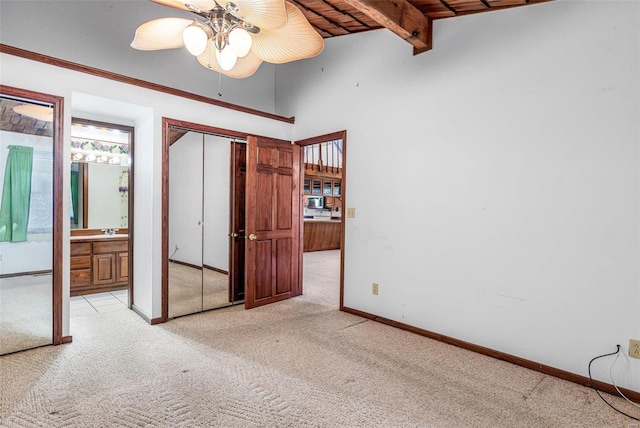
<box><xmin>0</xmin><ymin>98</ymin><xmax>53</xmax><ymax>137</ymax></box>
<box><xmin>293</xmin><ymin>0</ymin><xmax>552</xmax><ymax>52</ymax></box>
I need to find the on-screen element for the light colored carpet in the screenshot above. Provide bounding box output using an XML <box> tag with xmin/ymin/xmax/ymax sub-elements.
<box><xmin>0</xmin><ymin>251</ymin><xmax>636</xmax><ymax>427</ymax></box>
<box><xmin>0</xmin><ymin>274</ymin><xmax>52</xmax><ymax>355</ymax></box>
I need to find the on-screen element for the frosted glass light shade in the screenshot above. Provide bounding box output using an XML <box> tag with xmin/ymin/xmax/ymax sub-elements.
<box><xmin>131</xmin><ymin>17</ymin><xmax>193</xmax><ymax>50</ymax></box>
<box><xmin>216</xmin><ymin>46</ymin><xmax>238</xmax><ymax>71</ymax></box>
<box><xmin>183</xmin><ymin>24</ymin><xmax>208</xmax><ymax>56</ymax></box>
<box><xmin>197</xmin><ymin>42</ymin><xmax>263</xmax><ymax>78</ymax></box>
<box><xmin>229</xmin><ymin>28</ymin><xmax>252</xmax><ymax>58</ymax></box>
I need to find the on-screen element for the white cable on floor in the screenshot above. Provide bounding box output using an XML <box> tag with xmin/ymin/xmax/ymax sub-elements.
<box><xmin>609</xmin><ymin>349</ymin><xmax>640</xmax><ymax>410</ymax></box>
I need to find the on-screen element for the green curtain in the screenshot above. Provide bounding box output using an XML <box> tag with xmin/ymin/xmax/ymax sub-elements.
<box><xmin>0</xmin><ymin>145</ymin><xmax>34</xmax><ymax>242</ymax></box>
<box><xmin>70</xmin><ymin>170</ymin><xmax>79</xmax><ymax>227</ymax></box>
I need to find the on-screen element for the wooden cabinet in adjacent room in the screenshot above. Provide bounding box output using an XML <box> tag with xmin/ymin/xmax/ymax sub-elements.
<box><xmin>70</xmin><ymin>235</ymin><xmax>129</xmax><ymax>296</ymax></box>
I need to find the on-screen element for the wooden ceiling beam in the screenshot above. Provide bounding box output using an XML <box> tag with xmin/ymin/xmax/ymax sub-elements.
<box><xmin>343</xmin><ymin>0</ymin><xmax>432</xmax><ymax>54</ymax></box>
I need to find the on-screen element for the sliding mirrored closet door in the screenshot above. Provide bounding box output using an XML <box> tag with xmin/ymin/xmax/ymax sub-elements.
<box><xmin>0</xmin><ymin>94</ymin><xmax>54</xmax><ymax>354</ymax></box>
<box><xmin>168</xmin><ymin>129</ymin><xmax>245</xmax><ymax>318</ymax></box>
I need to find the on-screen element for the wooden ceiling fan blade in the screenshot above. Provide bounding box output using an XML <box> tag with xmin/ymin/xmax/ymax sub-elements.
<box><xmin>131</xmin><ymin>17</ymin><xmax>193</xmax><ymax>50</ymax></box>
<box><xmin>250</xmin><ymin>2</ymin><xmax>324</xmax><ymax>63</ymax></box>
<box><xmin>149</xmin><ymin>0</ymin><xmax>217</xmax><ymax>12</ymax></box>
<box><xmin>197</xmin><ymin>43</ymin><xmax>263</xmax><ymax>78</ymax></box>
<box><xmin>234</xmin><ymin>0</ymin><xmax>287</xmax><ymax>30</ymax></box>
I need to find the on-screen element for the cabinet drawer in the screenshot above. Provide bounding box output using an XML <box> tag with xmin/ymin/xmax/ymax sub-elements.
<box><xmin>70</xmin><ymin>242</ymin><xmax>91</xmax><ymax>256</ymax></box>
<box><xmin>93</xmin><ymin>240</ymin><xmax>128</xmax><ymax>254</ymax></box>
<box><xmin>70</xmin><ymin>269</ymin><xmax>91</xmax><ymax>287</ymax></box>
<box><xmin>71</xmin><ymin>255</ymin><xmax>92</xmax><ymax>270</ymax></box>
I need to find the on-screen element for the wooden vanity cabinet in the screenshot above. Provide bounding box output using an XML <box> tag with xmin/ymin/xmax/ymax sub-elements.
<box><xmin>70</xmin><ymin>236</ymin><xmax>128</xmax><ymax>296</ymax></box>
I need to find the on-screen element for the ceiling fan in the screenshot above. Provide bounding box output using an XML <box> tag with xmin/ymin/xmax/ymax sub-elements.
<box><xmin>131</xmin><ymin>0</ymin><xmax>324</xmax><ymax>78</ymax></box>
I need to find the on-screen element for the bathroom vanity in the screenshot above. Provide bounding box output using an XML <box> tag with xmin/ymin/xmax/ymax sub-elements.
<box><xmin>70</xmin><ymin>233</ymin><xmax>129</xmax><ymax>296</ymax></box>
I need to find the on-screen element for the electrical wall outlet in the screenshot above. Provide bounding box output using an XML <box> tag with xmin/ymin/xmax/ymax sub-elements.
<box><xmin>630</xmin><ymin>339</ymin><xmax>640</xmax><ymax>359</ymax></box>
<box><xmin>347</xmin><ymin>207</ymin><xmax>356</xmax><ymax>218</ymax></box>
<box><xmin>372</xmin><ymin>283</ymin><xmax>379</xmax><ymax>295</ymax></box>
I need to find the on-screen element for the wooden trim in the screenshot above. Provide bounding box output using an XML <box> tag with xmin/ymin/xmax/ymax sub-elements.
<box><xmin>2</xmin><ymin>85</ymin><xmax>67</xmax><ymax>347</ymax></box>
<box><xmin>0</xmin><ymin>44</ymin><xmax>295</xmax><ymax>124</ymax></box>
<box><xmin>203</xmin><ymin>264</ymin><xmax>229</xmax><ymax>275</ymax></box>
<box><xmin>295</xmin><ymin>130</ymin><xmax>347</xmax><ymax>309</ymax></box>
<box><xmin>82</xmin><ymin>163</ymin><xmax>88</xmax><ymax>227</ymax></box>
<box><xmin>128</xmin><ymin>120</ymin><xmax>135</xmax><ymax>310</ymax></box>
<box><xmin>161</xmin><ymin>119</ymin><xmax>170</xmax><ymax>323</ymax></box>
<box><xmin>341</xmin><ymin>306</ymin><xmax>640</xmax><ymax>404</ymax></box>
<box><xmin>170</xmin><ymin>259</ymin><xmax>203</xmax><ymax>271</ymax></box>
<box><xmin>343</xmin><ymin>0</ymin><xmax>432</xmax><ymax>53</ymax></box>
<box><xmin>0</xmin><ymin>269</ymin><xmax>52</xmax><ymax>279</ymax></box>
<box><xmin>61</xmin><ymin>336</ymin><xmax>73</xmax><ymax>344</ymax></box>
<box><xmin>132</xmin><ymin>303</ymin><xmax>165</xmax><ymax>325</ymax></box>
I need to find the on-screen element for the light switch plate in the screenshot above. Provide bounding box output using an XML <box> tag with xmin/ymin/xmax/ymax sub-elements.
<box><xmin>347</xmin><ymin>207</ymin><xmax>356</xmax><ymax>218</ymax></box>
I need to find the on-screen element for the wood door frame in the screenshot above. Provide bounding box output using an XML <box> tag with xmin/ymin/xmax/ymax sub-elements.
<box><xmin>161</xmin><ymin>117</ymin><xmax>277</xmax><ymax>322</ymax></box>
<box><xmin>294</xmin><ymin>131</ymin><xmax>347</xmax><ymax>309</ymax></box>
<box><xmin>0</xmin><ymin>85</ymin><xmax>64</xmax><ymax>345</ymax></box>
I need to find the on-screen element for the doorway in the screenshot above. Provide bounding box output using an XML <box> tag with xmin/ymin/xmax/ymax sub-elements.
<box><xmin>295</xmin><ymin>131</ymin><xmax>346</xmax><ymax>309</ymax></box>
<box><xmin>68</xmin><ymin>118</ymin><xmax>134</xmax><ymax>315</ymax></box>
<box><xmin>161</xmin><ymin>118</ymin><xmax>302</xmax><ymax>320</ymax></box>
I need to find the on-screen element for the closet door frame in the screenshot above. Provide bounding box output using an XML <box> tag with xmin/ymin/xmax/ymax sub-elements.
<box><xmin>161</xmin><ymin>118</ymin><xmax>248</xmax><ymax>322</ymax></box>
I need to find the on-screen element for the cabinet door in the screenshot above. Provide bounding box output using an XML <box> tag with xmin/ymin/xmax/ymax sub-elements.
<box><xmin>323</xmin><ymin>180</ymin><xmax>332</xmax><ymax>196</ymax></box>
<box><xmin>333</xmin><ymin>180</ymin><xmax>341</xmax><ymax>196</ymax></box>
<box><xmin>93</xmin><ymin>253</ymin><xmax>116</xmax><ymax>285</ymax></box>
<box><xmin>116</xmin><ymin>252</ymin><xmax>128</xmax><ymax>283</ymax></box>
<box><xmin>312</xmin><ymin>179</ymin><xmax>322</xmax><ymax>195</ymax></box>
<box><xmin>303</xmin><ymin>178</ymin><xmax>311</xmax><ymax>194</ymax></box>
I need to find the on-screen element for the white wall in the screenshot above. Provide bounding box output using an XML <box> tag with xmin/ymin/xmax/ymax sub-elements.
<box><xmin>277</xmin><ymin>1</ymin><xmax>640</xmax><ymax>392</ymax></box>
<box><xmin>0</xmin><ymin>1</ymin><xmax>277</xmax><ymax>114</ymax></box>
<box><xmin>0</xmin><ymin>131</ymin><xmax>53</xmax><ymax>275</ymax></box>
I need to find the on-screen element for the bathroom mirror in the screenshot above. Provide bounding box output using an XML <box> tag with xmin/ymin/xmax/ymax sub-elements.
<box><xmin>70</xmin><ymin>119</ymin><xmax>131</xmax><ymax>230</ymax></box>
<box><xmin>70</xmin><ymin>162</ymin><xmax>129</xmax><ymax>229</ymax></box>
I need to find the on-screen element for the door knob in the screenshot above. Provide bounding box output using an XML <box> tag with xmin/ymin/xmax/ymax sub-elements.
<box><xmin>248</xmin><ymin>234</ymin><xmax>257</xmax><ymax>241</ymax></box>
<box><xmin>229</xmin><ymin>232</ymin><xmax>238</xmax><ymax>238</ymax></box>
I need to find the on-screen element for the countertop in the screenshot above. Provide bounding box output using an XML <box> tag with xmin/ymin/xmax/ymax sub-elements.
<box><xmin>303</xmin><ymin>218</ymin><xmax>341</xmax><ymax>223</ymax></box>
<box><xmin>70</xmin><ymin>234</ymin><xmax>128</xmax><ymax>241</ymax></box>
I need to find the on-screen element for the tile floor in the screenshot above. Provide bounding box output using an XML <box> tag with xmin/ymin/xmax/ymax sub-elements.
<box><xmin>70</xmin><ymin>290</ymin><xmax>129</xmax><ymax>316</ymax></box>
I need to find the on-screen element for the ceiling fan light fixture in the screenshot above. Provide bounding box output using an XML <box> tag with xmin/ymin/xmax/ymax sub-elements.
<box><xmin>12</xmin><ymin>104</ymin><xmax>54</xmax><ymax>122</ymax></box>
<box><xmin>229</xmin><ymin>27</ymin><xmax>252</xmax><ymax>58</ymax></box>
<box><xmin>216</xmin><ymin>45</ymin><xmax>238</xmax><ymax>71</ymax></box>
<box><xmin>183</xmin><ymin>22</ymin><xmax>209</xmax><ymax>56</ymax></box>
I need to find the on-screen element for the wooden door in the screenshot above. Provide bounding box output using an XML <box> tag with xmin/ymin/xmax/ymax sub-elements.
<box><xmin>245</xmin><ymin>136</ymin><xmax>300</xmax><ymax>308</ymax></box>
<box><xmin>229</xmin><ymin>141</ymin><xmax>246</xmax><ymax>302</ymax></box>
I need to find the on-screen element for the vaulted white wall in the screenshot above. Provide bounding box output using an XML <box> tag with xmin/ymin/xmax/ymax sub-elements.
<box><xmin>277</xmin><ymin>1</ymin><xmax>640</xmax><ymax>392</ymax></box>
